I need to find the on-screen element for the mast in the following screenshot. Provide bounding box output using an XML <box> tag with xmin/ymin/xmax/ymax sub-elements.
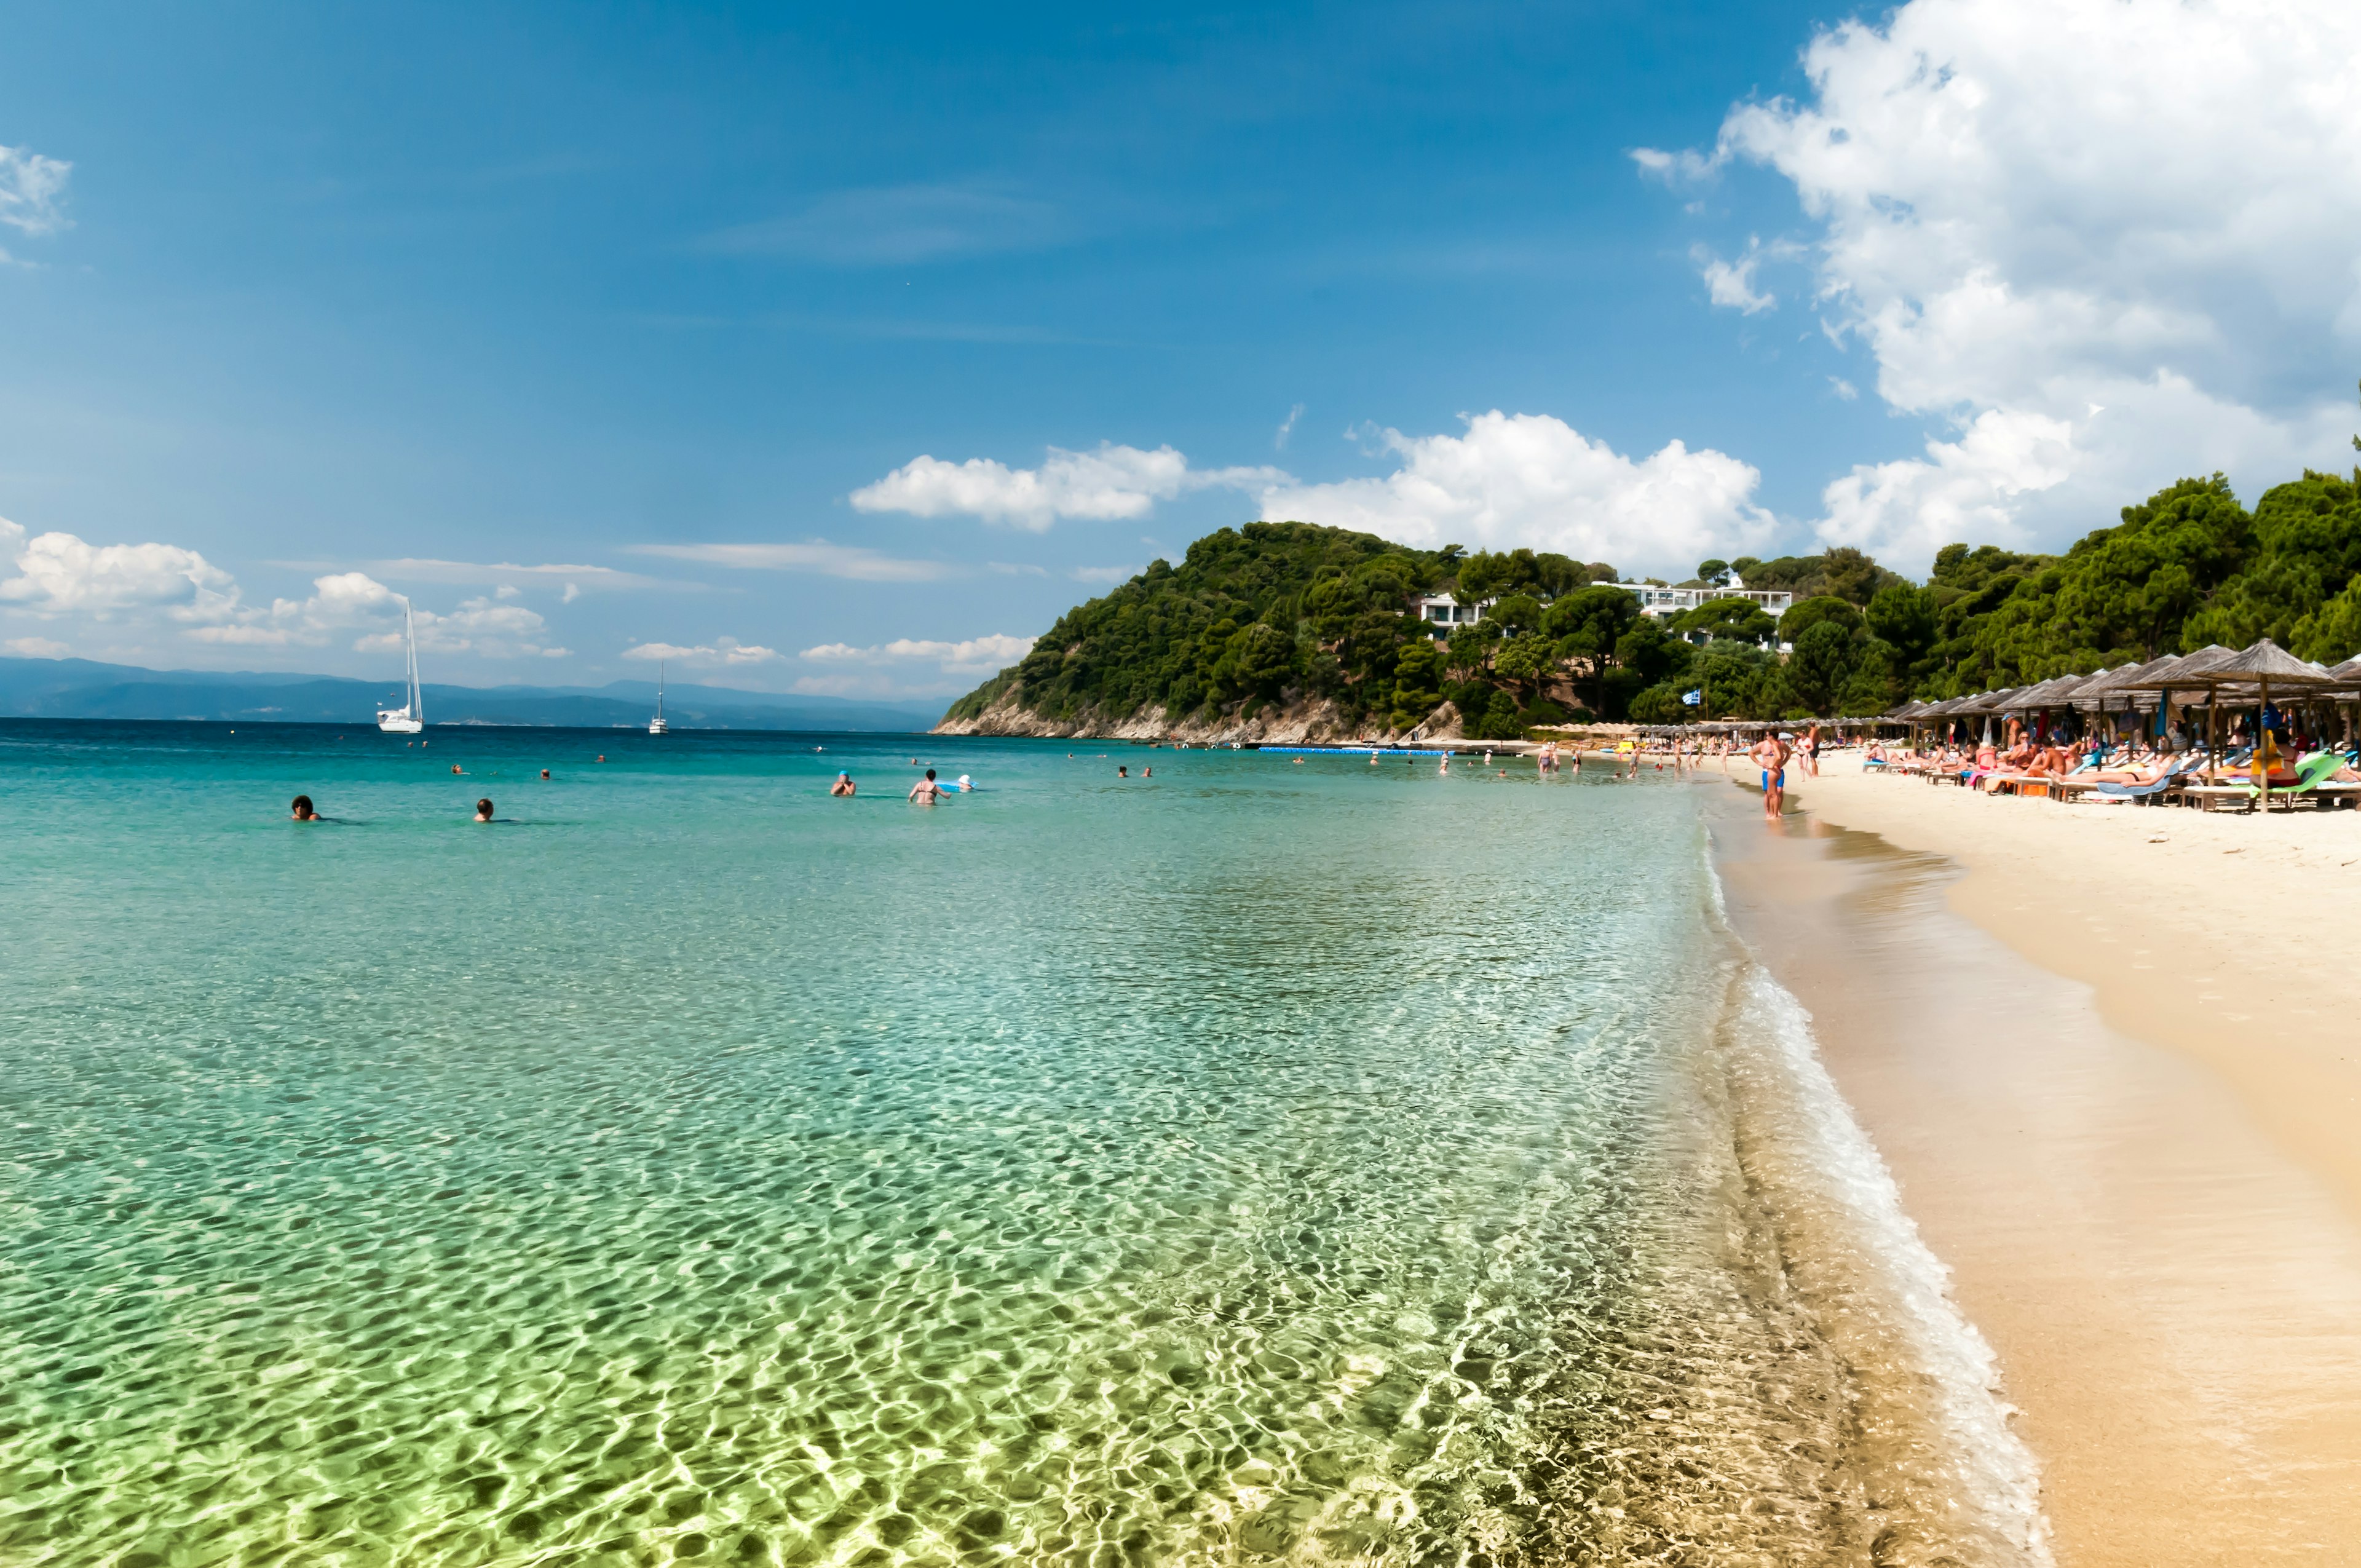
<box><xmin>408</xmin><ymin>600</ymin><xmax>423</xmax><ymax>723</ymax></box>
<box><xmin>657</xmin><ymin>661</ymin><xmax>665</xmax><ymax>722</ymax></box>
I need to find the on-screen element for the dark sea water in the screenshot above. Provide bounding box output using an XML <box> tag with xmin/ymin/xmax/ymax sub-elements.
<box><xmin>0</xmin><ymin>723</ymin><xmax>2047</xmax><ymax>1566</ymax></box>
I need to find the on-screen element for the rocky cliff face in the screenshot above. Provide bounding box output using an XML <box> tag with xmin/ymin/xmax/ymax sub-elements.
<box><xmin>931</xmin><ymin>686</ymin><xmax>1463</xmax><ymax>745</ymax></box>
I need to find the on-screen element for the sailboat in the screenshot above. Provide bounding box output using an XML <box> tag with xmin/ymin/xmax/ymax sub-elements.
<box><xmin>376</xmin><ymin>600</ymin><xmax>425</xmax><ymax>734</ymax></box>
<box><xmin>647</xmin><ymin>662</ymin><xmax>670</xmax><ymax>735</ymax></box>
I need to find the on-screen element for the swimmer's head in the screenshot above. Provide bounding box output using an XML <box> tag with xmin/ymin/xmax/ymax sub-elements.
<box><xmin>925</xmin><ymin>769</ymin><xmax>937</xmax><ymax>781</ymax></box>
<box><xmin>475</xmin><ymin>798</ymin><xmax>494</xmax><ymax>820</ymax></box>
<box><xmin>290</xmin><ymin>794</ymin><xmax>315</xmax><ymax>820</ymax></box>
<box><xmin>540</xmin><ymin>769</ymin><xmax>550</xmax><ymax>779</ymax></box>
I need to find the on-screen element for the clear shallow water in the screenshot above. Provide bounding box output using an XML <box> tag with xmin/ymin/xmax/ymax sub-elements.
<box><xmin>0</xmin><ymin>723</ymin><xmax>2043</xmax><ymax>1566</ymax></box>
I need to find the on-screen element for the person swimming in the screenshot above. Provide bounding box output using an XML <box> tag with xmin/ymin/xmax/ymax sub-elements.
<box><xmin>908</xmin><ymin>768</ymin><xmax>947</xmax><ymax>804</ymax></box>
<box><xmin>831</xmin><ymin>772</ymin><xmax>856</xmax><ymax>796</ymax></box>
<box><xmin>290</xmin><ymin>794</ymin><xmax>320</xmax><ymax>822</ymax></box>
<box><xmin>475</xmin><ymin>798</ymin><xmax>494</xmax><ymax>822</ymax></box>
<box><xmin>539</xmin><ymin>769</ymin><xmax>550</xmax><ymax>780</ymax></box>
<box><xmin>1117</xmin><ymin>765</ymin><xmax>1128</xmax><ymax>777</ymax></box>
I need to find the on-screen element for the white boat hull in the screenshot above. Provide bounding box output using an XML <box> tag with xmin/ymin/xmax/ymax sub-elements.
<box><xmin>378</xmin><ymin>710</ymin><xmax>423</xmax><ymax>734</ymax></box>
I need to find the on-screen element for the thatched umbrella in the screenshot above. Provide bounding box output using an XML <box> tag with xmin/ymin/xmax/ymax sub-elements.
<box><xmin>2103</xmin><ymin>646</ymin><xmax>2238</xmax><ymax>775</ymax></box>
<box><xmin>2112</xmin><ymin>642</ymin><xmax>2324</xmax><ymax>796</ymax></box>
<box><xmin>2201</xmin><ymin>640</ymin><xmax>2343</xmax><ymax>807</ymax></box>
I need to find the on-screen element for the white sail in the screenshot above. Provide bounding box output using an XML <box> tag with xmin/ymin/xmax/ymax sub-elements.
<box><xmin>377</xmin><ymin>601</ymin><xmax>425</xmax><ymax>733</ymax></box>
<box><xmin>648</xmin><ymin>660</ymin><xmax>670</xmax><ymax>735</ymax></box>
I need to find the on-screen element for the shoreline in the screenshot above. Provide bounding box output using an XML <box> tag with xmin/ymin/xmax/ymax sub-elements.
<box><xmin>1707</xmin><ymin>762</ymin><xmax>2361</xmax><ymax>1564</ymax></box>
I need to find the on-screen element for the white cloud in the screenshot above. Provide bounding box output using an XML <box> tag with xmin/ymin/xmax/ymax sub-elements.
<box><xmin>1683</xmin><ymin>0</ymin><xmax>2361</xmax><ymax>566</ymax></box>
<box><xmin>851</xmin><ymin>443</ymin><xmax>1287</xmax><ymax>531</ymax></box>
<box><xmin>1829</xmin><ymin>377</ymin><xmax>1859</xmax><ymax>402</ymax></box>
<box><xmin>626</xmin><ymin>540</ymin><xmax>960</xmax><ymax>582</ymax></box>
<box><xmin>1276</xmin><ymin>403</ymin><xmax>1305</xmax><ymax>451</ymax></box>
<box><xmin>358</xmin><ymin>558</ymin><xmax>672</xmax><ymax>591</ymax></box>
<box><xmin>4</xmin><ymin>635</ymin><xmax>68</xmax><ymax>658</ymax></box>
<box><xmin>802</xmin><ymin>633</ymin><xmax>1035</xmax><ymax>674</ymax></box>
<box><xmin>1069</xmin><ymin>564</ymin><xmax>1141</xmax><ymax>585</ymax></box>
<box><xmin>1629</xmin><ymin>146</ymin><xmax>1717</xmax><ymax>184</ymax></box>
<box><xmin>793</xmin><ymin>632</ymin><xmax>1037</xmax><ymax>696</ymax></box>
<box><xmin>0</xmin><ymin>517</ymin><xmax>571</xmax><ymax>661</ymax></box>
<box><xmin>1254</xmin><ymin>411</ymin><xmax>1775</xmax><ymax>576</ymax></box>
<box><xmin>622</xmin><ymin>638</ymin><xmax>781</xmax><ymax>667</ymax></box>
<box><xmin>1</xmin><ymin>523</ymin><xmax>240</xmax><ymax>620</ymax></box>
<box><xmin>1694</xmin><ymin>241</ymin><xmax>1776</xmax><ymax>314</ymax></box>
<box><xmin>0</xmin><ymin>145</ymin><xmax>71</xmax><ymax>245</ymax></box>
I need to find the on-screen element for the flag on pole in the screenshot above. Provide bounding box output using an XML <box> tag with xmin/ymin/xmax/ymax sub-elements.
<box><xmin>1681</xmin><ymin>689</ymin><xmax>1702</xmax><ymax>706</ymax></box>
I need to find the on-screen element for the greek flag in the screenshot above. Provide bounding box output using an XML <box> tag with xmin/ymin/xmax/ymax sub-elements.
<box><xmin>1681</xmin><ymin>689</ymin><xmax>1702</xmax><ymax>706</ymax></box>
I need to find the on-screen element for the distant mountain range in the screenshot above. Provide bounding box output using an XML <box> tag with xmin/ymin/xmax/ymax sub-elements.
<box><xmin>0</xmin><ymin>656</ymin><xmax>941</xmax><ymax>732</ymax></box>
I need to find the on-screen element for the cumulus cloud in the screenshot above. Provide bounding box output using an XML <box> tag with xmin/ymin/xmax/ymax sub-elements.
<box><xmin>0</xmin><ymin>517</ymin><xmax>571</xmax><ymax>660</ymax></box>
<box><xmin>1</xmin><ymin>519</ymin><xmax>240</xmax><ymax>620</ymax></box>
<box><xmin>384</xmin><ymin>595</ymin><xmax>566</xmax><ymax>659</ymax></box>
<box><xmin>621</xmin><ymin>638</ymin><xmax>780</xmax><ymax>667</ymax></box>
<box><xmin>793</xmin><ymin>632</ymin><xmax>1038</xmax><ymax>697</ymax></box>
<box><xmin>0</xmin><ymin>145</ymin><xmax>71</xmax><ymax>249</ymax></box>
<box><xmin>626</xmin><ymin>540</ymin><xmax>959</xmax><ymax>582</ymax></box>
<box><xmin>1693</xmin><ymin>238</ymin><xmax>1793</xmax><ymax>315</ymax></box>
<box><xmin>1254</xmin><ymin>412</ymin><xmax>1776</xmax><ymax>576</ymax></box>
<box><xmin>1672</xmin><ymin>0</ymin><xmax>2361</xmax><ymax>566</ymax></box>
<box><xmin>851</xmin><ymin>443</ymin><xmax>1287</xmax><ymax>531</ymax></box>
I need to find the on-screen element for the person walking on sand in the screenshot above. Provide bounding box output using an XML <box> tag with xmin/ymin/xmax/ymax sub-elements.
<box><xmin>1802</xmin><ymin>724</ymin><xmax>1822</xmax><ymax>778</ymax></box>
<box><xmin>908</xmin><ymin>768</ymin><xmax>947</xmax><ymax>804</ymax></box>
<box><xmin>1749</xmin><ymin>732</ymin><xmax>1791</xmax><ymax>820</ymax></box>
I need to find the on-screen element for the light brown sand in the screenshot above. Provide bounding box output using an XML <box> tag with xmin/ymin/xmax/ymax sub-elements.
<box><xmin>1709</xmin><ymin>761</ymin><xmax>2361</xmax><ymax>1565</ymax></box>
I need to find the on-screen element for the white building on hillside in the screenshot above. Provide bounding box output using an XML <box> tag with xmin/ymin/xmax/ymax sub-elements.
<box><xmin>1621</xmin><ymin>577</ymin><xmax>1793</xmax><ymax>620</ymax></box>
<box><xmin>1411</xmin><ymin>593</ymin><xmax>1495</xmax><ymax>637</ymax></box>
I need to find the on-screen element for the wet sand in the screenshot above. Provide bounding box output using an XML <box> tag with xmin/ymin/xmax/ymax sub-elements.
<box><xmin>1706</xmin><ymin>774</ymin><xmax>2361</xmax><ymax>1566</ymax></box>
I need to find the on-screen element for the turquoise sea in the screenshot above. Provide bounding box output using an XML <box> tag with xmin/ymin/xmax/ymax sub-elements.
<box><xmin>0</xmin><ymin>723</ymin><xmax>2047</xmax><ymax>1566</ymax></box>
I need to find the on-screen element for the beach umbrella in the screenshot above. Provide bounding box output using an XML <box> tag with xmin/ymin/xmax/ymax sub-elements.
<box><xmin>2200</xmin><ymin>640</ymin><xmax>2342</xmax><ymax>807</ymax></box>
<box><xmin>2107</xmin><ymin>646</ymin><xmax>2239</xmax><ymax>768</ymax></box>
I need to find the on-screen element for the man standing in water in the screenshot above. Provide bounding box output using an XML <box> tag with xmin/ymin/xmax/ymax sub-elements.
<box><xmin>1749</xmin><ymin>732</ymin><xmax>1791</xmax><ymax>820</ymax></box>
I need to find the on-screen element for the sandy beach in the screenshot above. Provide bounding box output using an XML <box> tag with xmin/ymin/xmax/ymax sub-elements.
<box><xmin>1710</xmin><ymin>758</ymin><xmax>2361</xmax><ymax>1565</ymax></box>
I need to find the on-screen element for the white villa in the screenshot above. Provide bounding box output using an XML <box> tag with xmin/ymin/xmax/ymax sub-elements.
<box><xmin>1414</xmin><ymin>579</ymin><xmax>1793</xmax><ymax>639</ymax></box>
<box><xmin>1412</xmin><ymin>593</ymin><xmax>1495</xmax><ymax>635</ymax></box>
<box><xmin>1623</xmin><ymin>577</ymin><xmax>1793</xmax><ymax>620</ymax></box>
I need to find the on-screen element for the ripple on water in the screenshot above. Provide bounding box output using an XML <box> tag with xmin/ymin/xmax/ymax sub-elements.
<box><xmin>0</xmin><ymin>731</ymin><xmax>2035</xmax><ymax>1564</ymax></box>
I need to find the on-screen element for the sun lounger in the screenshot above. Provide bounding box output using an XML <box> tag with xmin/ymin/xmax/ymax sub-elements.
<box><xmin>2205</xmin><ymin>752</ymin><xmax>2353</xmax><ymax>810</ymax></box>
<box><xmin>2090</xmin><ymin>766</ymin><xmax>2196</xmax><ymax>805</ymax></box>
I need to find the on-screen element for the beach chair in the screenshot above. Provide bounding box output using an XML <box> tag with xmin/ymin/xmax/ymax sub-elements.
<box><xmin>2215</xmin><ymin>751</ymin><xmax>2351</xmax><ymax>810</ymax></box>
<box><xmin>2090</xmin><ymin>766</ymin><xmax>2196</xmax><ymax>806</ymax></box>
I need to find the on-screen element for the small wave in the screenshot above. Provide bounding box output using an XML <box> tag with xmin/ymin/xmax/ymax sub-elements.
<box><xmin>1706</xmin><ymin>855</ymin><xmax>2054</xmax><ymax>1564</ymax></box>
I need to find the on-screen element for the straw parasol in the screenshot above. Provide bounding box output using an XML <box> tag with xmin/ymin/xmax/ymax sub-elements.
<box><xmin>2113</xmin><ymin>641</ymin><xmax>2333</xmax><ymax>798</ymax></box>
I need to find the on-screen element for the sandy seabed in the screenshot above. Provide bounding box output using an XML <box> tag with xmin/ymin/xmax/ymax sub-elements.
<box><xmin>1706</xmin><ymin>758</ymin><xmax>2361</xmax><ymax>1566</ymax></box>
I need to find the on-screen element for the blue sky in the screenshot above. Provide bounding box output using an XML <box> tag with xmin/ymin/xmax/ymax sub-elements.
<box><xmin>4</xmin><ymin>0</ymin><xmax>2357</xmax><ymax>696</ymax></box>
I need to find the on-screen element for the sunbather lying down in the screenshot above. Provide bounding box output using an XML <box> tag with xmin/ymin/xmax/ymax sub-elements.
<box><xmin>2077</xmin><ymin>750</ymin><xmax>2201</xmax><ymax>786</ymax></box>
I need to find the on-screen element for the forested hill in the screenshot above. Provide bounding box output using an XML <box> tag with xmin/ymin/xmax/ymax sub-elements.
<box><xmin>940</xmin><ymin>468</ymin><xmax>2361</xmax><ymax>734</ymax></box>
<box><xmin>939</xmin><ymin>521</ymin><xmax>1615</xmax><ymax>740</ymax></box>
